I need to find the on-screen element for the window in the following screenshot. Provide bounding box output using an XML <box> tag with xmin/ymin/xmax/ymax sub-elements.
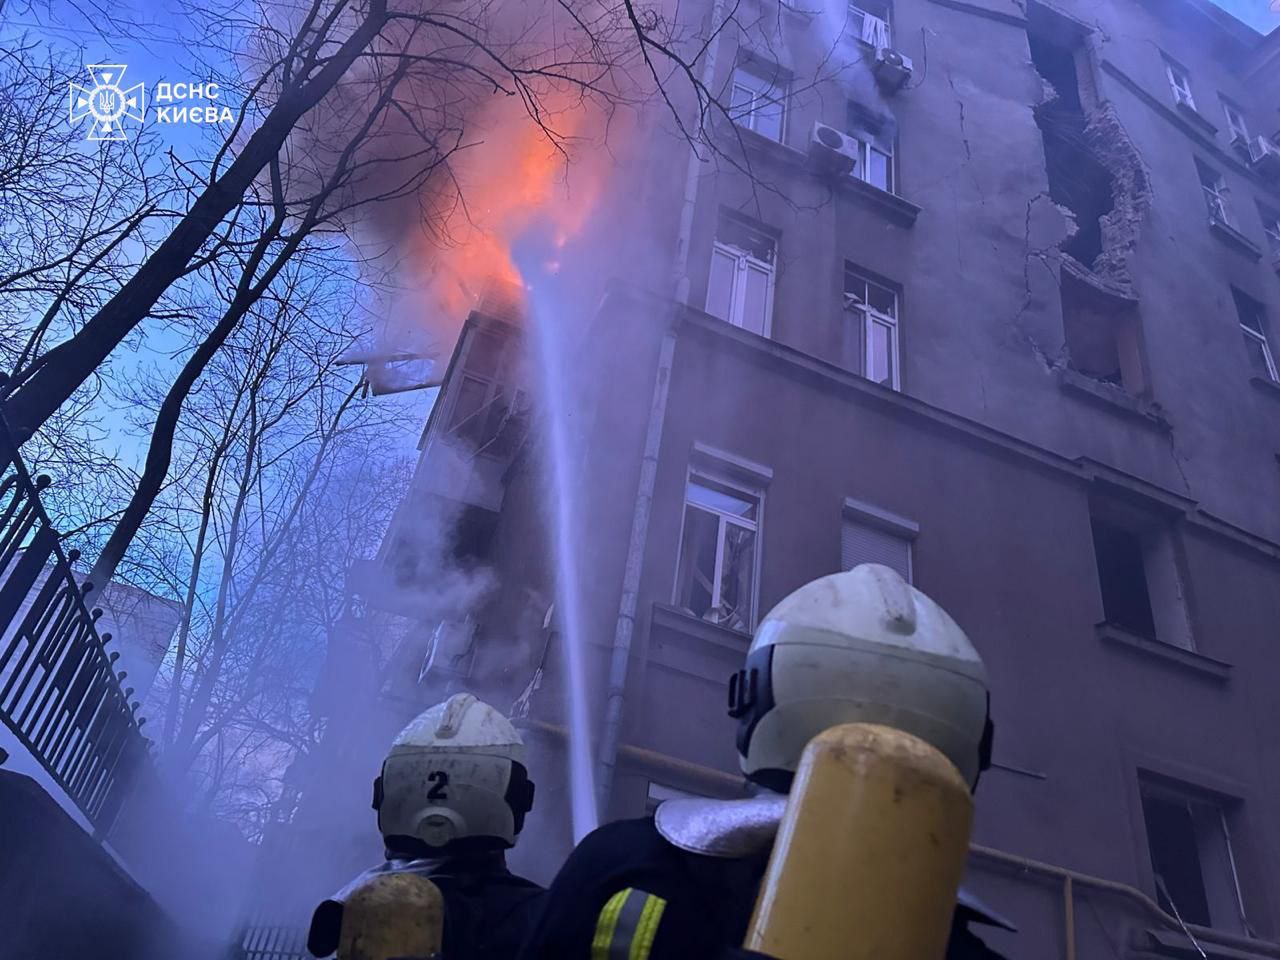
<box><xmin>846</xmin><ymin>102</ymin><xmax>894</xmax><ymax>194</ymax></box>
<box><xmin>1060</xmin><ymin>273</ymin><xmax>1147</xmax><ymax>395</ymax></box>
<box><xmin>1232</xmin><ymin>287</ymin><xmax>1278</xmax><ymax>381</ymax></box>
<box><xmin>707</xmin><ymin>216</ymin><xmax>775</xmax><ymax>336</ymax></box>
<box><xmin>847</xmin><ymin>1</ymin><xmax>891</xmax><ymax>48</ymax></box>
<box><xmin>675</xmin><ymin>470</ymin><xmax>762</xmax><ymax>632</ymax></box>
<box><xmin>730</xmin><ymin>62</ymin><xmax>786</xmax><ymax>142</ymax></box>
<box><xmin>444</xmin><ymin>325</ymin><xmax>519</xmax><ymax>447</ymax></box>
<box><xmin>1090</xmin><ymin>504</ymin><xmax>1193</xmax><ymax>649</ymax></box>
<box><xmin>1163</xmin><ymin>55</ymin><xmax>1195</xmax><ymax>109</ymax></box>
<box><xmin>1221</xmin><ymin>98</ymin><xmax>1250</xmax><ymax>143</ymax></box>
<box><xmin>843</xmin><ymin>267</ymin><xmax>900</xmax><ymax>389</ymax></box>
<box><xmin>1140</xmin><ymin>777</ymin><xmax>1251</xmax><ymax>933</ymax></box>
<box><xmin>841</xmin><ymin>499</ymin><xmax>915</xmax><ymax>582</ymax></box>
<box><xmin>1259</xmin><ymin>204</ymin><xmax>1280</xmax><ymax>258</ymax></box>
<box><xmin>1194</xmin><ymin>159</ymin><xmax>1232</xmax><ymax>225</ymax></box>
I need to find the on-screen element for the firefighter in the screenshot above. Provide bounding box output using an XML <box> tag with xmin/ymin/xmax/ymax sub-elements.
<box><xmin>308</xmin><ymin>693</ymin><xmax>544</xmax><ymax>960</ymax></box>
<box><xmin>517</xmin><ymin>564</ymin><xmax>1015</xmax><ymax>960</ymax></box>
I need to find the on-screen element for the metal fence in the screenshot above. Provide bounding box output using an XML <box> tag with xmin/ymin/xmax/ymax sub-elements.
<box><xmin>238</xmin><ymin>923</ymin><xmax>310</xmax><ymax>960</ymax></box>
<box><xmin>0</xmin><ymin>422</ymin><xmax>150</xmax><ymax>835</ymax></box>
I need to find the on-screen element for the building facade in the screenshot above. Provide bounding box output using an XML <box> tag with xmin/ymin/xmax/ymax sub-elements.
<box><xmin>315</xmin><ymin>1</ymin><xmax>1280</xmax><ymax>957</ymax></box>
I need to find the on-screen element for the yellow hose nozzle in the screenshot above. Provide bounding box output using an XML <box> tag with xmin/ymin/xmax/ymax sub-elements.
<box><xmin>744</xmin><ymin>723</ymin><xmax>974</xmax><ymax>960</ymax></box>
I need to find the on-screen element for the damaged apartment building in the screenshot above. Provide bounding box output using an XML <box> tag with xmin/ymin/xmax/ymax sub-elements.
<box><xmin>283</xmin><ymin>0</ymin><xmax>1280</xmax><ymax>958</ymax></box>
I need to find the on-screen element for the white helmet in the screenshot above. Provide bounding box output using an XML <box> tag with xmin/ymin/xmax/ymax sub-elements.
<box><xmin>729</xmin><ymin>564</ymin><xmax>993</xmax><ymax>792</ymax></box>
<box><xmin>373</xmin><ymin>693</ymin><xmax>535</xmax><ymax>852</ymax></box>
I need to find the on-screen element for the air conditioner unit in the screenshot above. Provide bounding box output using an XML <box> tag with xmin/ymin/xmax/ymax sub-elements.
<box><xmin>1247</xmin><ymin>135</ymin><xmax>1280</xmax><ymax>179</ymax></box>
<box><xmin>418</xmin><ymin>618</ymin><xmax>476</xmax><ymax>682</ymax></box>
<box><xmin>873</xmin><ymin>48</ymin><xmax>913</xmax><ymax>93</ymax></box>
<box><xmin>808</xmin><ymin>122</ymin><xmax>859</xmax><ymax>176</ymax></box>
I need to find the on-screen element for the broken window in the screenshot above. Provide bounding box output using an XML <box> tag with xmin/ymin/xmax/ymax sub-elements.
<box><xmin>1029</xmin><ymin>29</ymin><xmax>1115</xmax><ymax>268</ymax></box>
<box><xmin>1232</xmin><ymin>287</ymin><xmax>1278</xmax><ymax>381</ymax></box>
<box><xmin>1090</xmin><ymin>504</ymin><xmax>1193</xmax><ymax>649</ymax></box>
<box><xmin>1140</xmin><ymin>778</ymin><xmax>1252</xmax><ymax>933</ymax></box>
<box><xmin>1220</xmin><ymin>98</ymin><xmax>1250</xmax><ymax>144</ymax></box>
<box><xmin>841</xmin><ymin>502</ymin><xmax>914</xmax><ymax>582</ymax></box>
<box><xmin>846</xmin><ymin>102</ymin><xmax>894</xmax><ymax>193</ymax></box>
<box><xmin>1060</xmin><ymin>272</ymin><xmax>1147</xmax><ymax>394</ymax></box>
<box><xmin>1162</xmin><ymin>55</ymin><xmax>1195</xmax><ymax>109</ymax></box>
<box><xmin>1195</xmin><ymin>159</ymin><xmax>1232</xmax><ymax>225</ymax></box>
<box><xmin>675</xmin><ymin>471</ymin><xmax>761</xmax><ymax>633</ymax></box>
<box><xmin>1258</xmin><ymin>204</ymin><xmax>1280</xmax><ymax>258</ymax></box>
<box><xmin>730</xmin><ymin>62</ymin><xmax>787</xmax><ymax>142</ymax></box>
<box><xmin>443</xmin><ymin>324</ymin><xmax>523</xmax><ymax>450</ymax></box>
<box><xmin>707</xmin><ymin>215</ymin><xmax>775</xmax><ymax>336</ymax></box>
<box><xmin>847</xmin><ymin>1</ymin><xmax>891</xmax><ymax>48</ymax></box>
<box><xmin>843</xmin><ymin>267</ymin><xmax>900</xmax><ymax>389</ymax></box>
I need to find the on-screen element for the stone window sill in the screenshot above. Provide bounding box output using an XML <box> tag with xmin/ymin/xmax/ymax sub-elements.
<box><xmin>651</xmin><ymin>602</ymin><xmax>752</xmax><ymax>653</ymax></box>
<box><xmin>1056</xmin><ymin>367</ymin><xmax>1171</xmax><ymax>430</ymax></box>
<box><xmin>1250</xmin><ymin>374</ymin><xmax>1280</xmax><ymax>401</ymax></box>
<box><xmin>837</xmin><ymin>175</ymin><xmax>921</xmax><ymax>227</ymax></box>
<box><xmin>1096</xmin><ymin>621</ymin><xmax>1231</xmax><ymax>683</ymax></box>
<box><xmin>1175</xmin><ymin>99</ymin><xmax>1219</xmax><ymax>137</ymax></box>
<box><xmin>1209</xmin><ymin>218</ymin><xmax>1263</xmax><ymax>259</ymax></box>
<box><xmin>729</xmin><ymin>123</ymin><xmax>920</xmax><ymax>227</ymax></box>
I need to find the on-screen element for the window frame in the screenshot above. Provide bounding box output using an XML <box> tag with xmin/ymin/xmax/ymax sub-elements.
<box><xmin>843</xmin><ymin>266</ymin><xmax>902</xmax><ymax>390</ymax></box>
<box><xmin>730</xmin><ymin>61</ymin><xmax>788</xmax><ymax>143</ymax></box>
<box><xmin>1232</xmin><ymin>287</ymin><xmax>1279</xmax><ymax>382</ymax></box>
<box><xmin>1220</xmin><ymin>98</ymin><xmax>1250</xmax><ymax>143</ymax></box>
<box><xmin>1135</xmin><ymin>771</ymin><xmax>1254</xmax><ymax>935</ymax></box>
<box><xmin>840</xmin><ymin>497</ymin><xmax>917</xmax><ymax>582</ymax></box>
<box><xmin>1259</xmin><ymin>205</ymin><xmax>1280</xmax><ymax>258</ymax></box>
<box><xmin>672</xmin><ymin>466</ymin><xmax>765</xmax><ymax>633</ymax></box>
<box><xmin>847</xmin><ymin>1</ymin><xmax>892</xmax><ymax>48</ymax></box>
<box><xmin>707</xmin><ymin>215</ymin><xmax>776</xmax><ymax>337</ymax></box>
<box><xmin>1163</xmin><ymin>55</ymin><xmax>1195</xmax><ymax>109</ymax></box>
<box><xmin>1195</xmin><ymin>159</ymin><xmax>1232</xmax><ymax>226</ymax></box>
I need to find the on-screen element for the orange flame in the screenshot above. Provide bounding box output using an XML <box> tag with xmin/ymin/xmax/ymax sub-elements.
<box><xmin>417</xmin><ymin>99</ymin><xmax>609</xmax><ymax>323</ymax></box>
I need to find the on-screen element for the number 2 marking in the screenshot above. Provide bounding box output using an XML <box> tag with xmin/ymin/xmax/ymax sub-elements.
<box><xmin>427</xmin><ymin>770</ymin><xmax>450</xmax><ymax>800</ymax></box>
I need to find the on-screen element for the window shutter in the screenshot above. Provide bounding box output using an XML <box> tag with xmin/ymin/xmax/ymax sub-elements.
<box><xmin>841</xmin><ymin>518</ymin><xmax>911</xmax><ymax>581</ymax></box>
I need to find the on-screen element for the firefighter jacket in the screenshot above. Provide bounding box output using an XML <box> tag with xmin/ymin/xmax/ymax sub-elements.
<box><xmin>516</xmin><ymin>816</ymin><xmax>1013</xmax><ymax>960</ymax></box>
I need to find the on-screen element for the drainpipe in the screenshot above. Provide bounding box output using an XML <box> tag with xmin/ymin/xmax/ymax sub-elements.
<box><xmin>595</xmin><ymin>0</ymin><xmax>726</xmax><ymax>814</ymax></box>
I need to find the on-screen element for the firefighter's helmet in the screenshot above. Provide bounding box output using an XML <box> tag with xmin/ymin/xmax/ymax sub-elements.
<box><xmin>728</xmin><ymin>564</ymin><xmax>993</xmax><ymax>793</ymax></box>
<box><xmin>373</xmin><ymin>693</ymin><xmax>535</xmax><ymax>853</ymax></box>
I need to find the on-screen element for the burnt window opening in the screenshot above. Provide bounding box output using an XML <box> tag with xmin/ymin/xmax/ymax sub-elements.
<box><xmin>1139</xmin><ymin>778</ymin><xmax>1252</xmax><ymax>934</ymax></box>
<box><xmin>1089</xmin><ymin>503</ymin><xmax>1193</xmax><ymax>649</ymax></box>
<box><xmin>1060</xmin><ymin>272</ymin><xmax>1147</xmax><ymax>394</ymax></box>
<box><xmin>1029</xmin><ymin>30</ymin><xmax>1115</xmax><ymax>268</ymax></box>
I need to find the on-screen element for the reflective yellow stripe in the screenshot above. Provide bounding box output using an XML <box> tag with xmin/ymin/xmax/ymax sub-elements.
<box><xmin>628</xmin><ymin>893</ymin><xmax>666</xmax><ymax>960</ymax></box>
<box><xmin>591</xmin><ymin>888</ymin><xmax>668</xmax><ymax>960</ymax></box>
<box><xmin>591</xmin><ymin>889</ymin><xmax>631</xmax><ymax>960</ymax></box>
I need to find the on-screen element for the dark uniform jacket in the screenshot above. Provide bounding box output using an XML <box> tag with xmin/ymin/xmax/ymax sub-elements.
<box><xmin>517</xmin><ymin>818</ymin><xmax>1011</xmax><ymax>960</ymax></box>
<box><xmin>312</xmin><ymin>851</ymin><xmax>544</xmax><ymax>960</ymax></box>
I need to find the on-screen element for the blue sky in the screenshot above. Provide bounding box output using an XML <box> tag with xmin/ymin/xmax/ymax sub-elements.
<box><xmin>1210</xmin><ymin>0</ymin><xmax>1280</xmax><ymax>31</ymax></box>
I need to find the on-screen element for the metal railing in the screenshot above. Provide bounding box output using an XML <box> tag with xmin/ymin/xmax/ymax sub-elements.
<box><xmin>238</xmin><ymin>922</ymin><xmax>310</xmax><ymax>960</ymax></box>
<box><xmin>0</xmin><ymin>420</ymin><xmax>150</xmax><ymax>835</ymax></box>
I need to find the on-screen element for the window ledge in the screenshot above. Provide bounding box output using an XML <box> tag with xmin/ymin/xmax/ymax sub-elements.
<box><xmin>1056</xmin><ymin>367</ymin><xmax>1171</xmax><ymax>430</ymax></box>
<box><xmin>1138</xmin><ymin>927</ymin><xmax>1261</xmax><ymax>959</ymax></box>
<box><xmin>1249</xmin><ymin>374</ymin><xmax>1280</xmax><ymax>401</ymax></box>
<box><xmin>731</xmin><ymin>123</ymin><xmax>808</xmax><ymax>171</ymax></box>
<box><xmin>651</xmin><ymin>602</ymin><xmax>753</xmax><ymax>654</ymax></box>
<box><xmin>1175</xmin><ymin>100</ymin><xmax>1219</xmax><ymax>137</ymax></box>
<box><xmin>837</xmin><ymin>175</ymin><xmax>921</xmax><ymax>227</ymax></box>
<box><xmin>1096</xmin><ymin>621</ymin><xmax>1231</xmax><ymax>682</ymax></box>
<box><xmin>1208</xmin><ymin>218</ymin><xmax>1263</xmax><ymax>259</ymax></box>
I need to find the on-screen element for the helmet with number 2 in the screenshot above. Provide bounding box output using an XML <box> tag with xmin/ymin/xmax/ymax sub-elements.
<box><xmin>373</xmin><ymin>693</ymin><xmax>535</xmax><ymax>853</ymax></box>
